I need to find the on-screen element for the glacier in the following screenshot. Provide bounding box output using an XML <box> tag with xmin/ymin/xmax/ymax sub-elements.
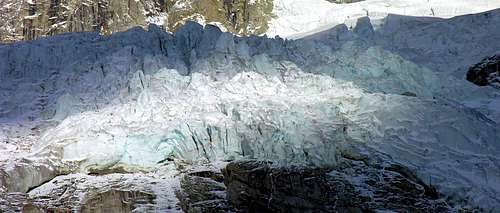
<box><xmin>1</xmin><ymin>8</ymin><xmax>500</xmax><ymax>211</ymax></box>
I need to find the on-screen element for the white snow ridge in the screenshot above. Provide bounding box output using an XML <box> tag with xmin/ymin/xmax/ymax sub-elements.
<box><xmin>1</xmin><ymin>3</ymin><xmax>500</xmax><ymax>212</ymax></box>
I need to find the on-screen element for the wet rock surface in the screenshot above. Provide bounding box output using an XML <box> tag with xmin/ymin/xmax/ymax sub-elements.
<box><xmin>222</xmin><ymin>158</ymin><xmax>475</xmax><ymax>212</ymax></box>
<box><xmin>176</xmin><ymin>170</ymin><xmax>232</xmax><ymax>213</ymax></box>
<box><xmin>467</xmin><ymin>53</ymin><xmax>500</xmax><ymax>88</ymax></box>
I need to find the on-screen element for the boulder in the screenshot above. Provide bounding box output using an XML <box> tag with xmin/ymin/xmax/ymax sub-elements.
<box><xmin>466</xmin><ymin>54</ymin><xmax>500</xmax><ymax>88</ymax></box>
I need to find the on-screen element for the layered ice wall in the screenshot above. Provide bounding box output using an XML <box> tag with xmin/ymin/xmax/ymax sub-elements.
<box><xmin>37</xmin><ymin>70</ymin><xmax>352</xmax><ymax>170</ymax></box>
<box><xmin>1</xmin><ymin>10</ymin><xmax>500</xmax><ymax>210</ymax></box>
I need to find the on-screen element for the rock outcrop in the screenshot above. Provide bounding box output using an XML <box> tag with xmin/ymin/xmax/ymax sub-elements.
<box><xmin>222</xmin><ymin>159</ymin><xmax>476</xmax><ymax>212</ymax></box>
<box><xmin>176</xmin><ymin>170</ymin><xmax>232</xmax><ymax>212</ymax></box>
<box><xmin>0</xmin><ymin>0</ymin><xmax>273</xmax><ymax>42</ymax></box>
<box><xmin>466</xmin><ymin>53</ymin><xmax>500</xmax><ymax>88</ymax></box>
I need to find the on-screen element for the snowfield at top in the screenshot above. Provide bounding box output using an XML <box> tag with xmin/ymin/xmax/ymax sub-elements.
<box><xmin>269</xmin><ymin>0</ymin><xmax>500</xmax><ymax>37</ymax></box>
<box><xmin>1</xmin><ymin>0</ymin><xmax>500</xmax><ymax>212</ymax></box>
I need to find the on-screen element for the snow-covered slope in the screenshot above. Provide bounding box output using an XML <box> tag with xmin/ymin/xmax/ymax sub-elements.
<box><xmin>269</xmin><ymin>0</ymin><xmax>500</xmax><ymax>38</ymax></box>
<box><xmin>1</xmin><ymin>5</ymin><xmax>500</xmax><ymax>213</ymax></box>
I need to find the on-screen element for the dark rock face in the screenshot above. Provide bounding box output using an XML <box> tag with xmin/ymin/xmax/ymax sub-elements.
<box><xmin>0</xmin><ymin>0</ymin><xmax>273</xmax><ymax>42</ymax></box>
<box><xmin>466</xmin><ymin>54</ymin><xmax>500</xmax><ymax>88</ymax></box>
<box><xmin>222</xmin><ymin>159</ymin><xmax>455</xmax><ymax>212</ymax></box>
<box><xmin>0</xmin><ymin>0</ymin><xmax>156</xmax><ymax>42</ymax></box>
<box><xmin>176</xmin><ymin>170</ymin><xmax>232</xmax><ymax>213</ymax></box>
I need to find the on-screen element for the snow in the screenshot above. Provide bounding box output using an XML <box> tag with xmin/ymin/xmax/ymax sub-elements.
<box><xmin>146</xmin><ymin>13</ymin><xmax>167</xmax><ymax>26</ymax></box>
<box><xmin>268</xmin><ymin>0</ymin><xmax>500</xmax><ymax>38</ymax></box>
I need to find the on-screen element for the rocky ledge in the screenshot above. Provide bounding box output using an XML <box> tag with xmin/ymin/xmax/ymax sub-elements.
<box><xmin>176</xmin><ymin>155</ymin><xmax>480</xmax><ymax>212</ymax></box>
